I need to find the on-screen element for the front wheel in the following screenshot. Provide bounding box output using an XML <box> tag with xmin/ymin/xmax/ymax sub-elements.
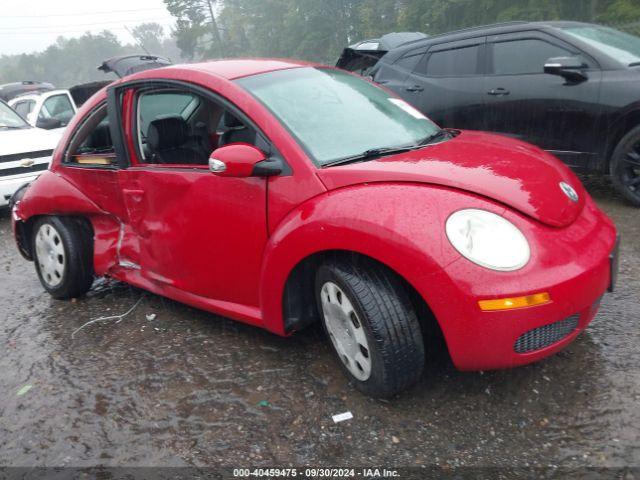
<box><xmin>32</xmin><ymin>216</ymin><xmax>94</xmax><ymax>300</ymax></box>
<box><xmin>315</xmin><ymin>259</ymin><xmax>425</xmax><ymax>398</ymax></box>
<box><xmin>611</xmin><ymin>126</ymin><xmax>640</xmax><ymax>207</ymax></box>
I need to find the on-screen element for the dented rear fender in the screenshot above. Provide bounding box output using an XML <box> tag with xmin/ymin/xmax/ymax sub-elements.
<box><xmin>12</xmin><ymin>171</ymin><xmax>121</xmax><ymax>273</ymax></box>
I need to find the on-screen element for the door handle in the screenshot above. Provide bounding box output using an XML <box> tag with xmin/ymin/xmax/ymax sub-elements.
<box><xmin>488</xmin><ymin>88</ymin><xmax>510</xmax><ymax>96</ymax></box>
<box><xmin>406</xmin><ymin>85</ymin><xmax>424</xmax><ymax>92</ymax></box>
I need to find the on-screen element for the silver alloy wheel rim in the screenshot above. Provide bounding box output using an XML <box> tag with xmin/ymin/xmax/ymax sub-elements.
<box><xmin>35</xmin><ymin>223</ymin><xmax>65</xmax><ymax>288</ymax></box>
<box><xmin>320</xmin><ymin>281</ymin><xmax>372</xmax><ymax>381</ymax></box>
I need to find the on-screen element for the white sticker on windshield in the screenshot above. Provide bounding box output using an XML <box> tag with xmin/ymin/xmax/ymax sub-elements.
<box><xmin>388</xmin><ymin>98</ymin><xmax>428</xmax><ymax>120</ymax></box>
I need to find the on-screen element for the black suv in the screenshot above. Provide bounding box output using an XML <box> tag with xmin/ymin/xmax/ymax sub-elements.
<box><xmin>338</xmin><ymin>21</ymin><xmax>640</xmax><ymax>206</ymax></box>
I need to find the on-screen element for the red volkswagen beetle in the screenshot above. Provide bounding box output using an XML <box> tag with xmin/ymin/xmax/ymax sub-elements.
<box><xmin>11</xmin><ymin>60</ymin><xmax>619</xmax><ymax>397</ymax></box>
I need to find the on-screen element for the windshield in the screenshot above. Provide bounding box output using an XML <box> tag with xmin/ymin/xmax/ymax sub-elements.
<box><xmin>237</xmin><ymin>67</ymin><xmax>440</xmax><ymax>166</ymax></box>
<box><xmin>561</xmin><ymin>25</ymin><xmax>640</xmax><ymax>65</ymax></box>
<box><xmin>0</xmin><ymin>101</ymin><xmax>29</xmax><ymax>129</ymax></box>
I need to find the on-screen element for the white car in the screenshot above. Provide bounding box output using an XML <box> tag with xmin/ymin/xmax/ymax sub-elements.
<box><xmin>9</xmin><ymin>90</ymin><xmax>77</xmax><ymax>133</ymax></box>
<box><xmin>0</xmin><ymin>100</ymin><xmax>61</xmax><ymax>207</ymax></box>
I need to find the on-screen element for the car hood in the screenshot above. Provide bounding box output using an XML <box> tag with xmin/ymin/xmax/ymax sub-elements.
<box><xmin>0</xmin><ymin>127</ymin><xmax>61</xmax><ymax>157</ymax></box>
<box><xmin>316</xmin><ymin>130</ymin><xmax>586</xmax><ymax>228</ymax></box>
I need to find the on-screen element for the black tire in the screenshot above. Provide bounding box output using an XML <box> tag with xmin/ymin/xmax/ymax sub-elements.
<box><xmin>32</xmin><ymin>216</ymin><xmax>94</xmax><ymax>300</ymax></box>
<box><xmin>315</xmin><ymin>258</ymin><xmax>425</xmax><ymax>398</ymax></box>
<box><xmin>611</xmin><ymin>125</ymin><xmax>640</xmax><ymax>207</ymax></box>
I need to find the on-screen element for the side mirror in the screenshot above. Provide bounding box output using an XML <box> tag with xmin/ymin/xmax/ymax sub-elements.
<box><xmin>208</xmin><ymin>143</ymin><xmax>282</xmax><ymax>177</ymax></box>
<box><xmin>544</xmin><ymin>56</ymin><xmax>588</xmax><ymax>83</ymax></box>
<box><xmin>36</xmin><ymin>117</ymin><xmax>63</xmax><ymax>130</ymax></box>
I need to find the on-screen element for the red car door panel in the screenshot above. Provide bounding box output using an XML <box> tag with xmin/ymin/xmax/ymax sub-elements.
<box><xmin>118</xmin><ymin>167</ymin><xmax>268</xmax><ymax>307</ymax></box>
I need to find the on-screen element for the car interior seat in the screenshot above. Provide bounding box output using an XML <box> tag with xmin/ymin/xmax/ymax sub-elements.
<box><xmin>83</xmin><ymin>119</ymin><xmax>113</xmax><ymax>152</ymax></box>
<box><xmin>147</xmin><ymin>115</ymin><xmax>208</xmax><ymax>165</ymax></box>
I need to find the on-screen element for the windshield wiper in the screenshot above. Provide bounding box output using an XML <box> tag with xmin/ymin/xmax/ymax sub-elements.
<box><xmin>323</xmin><ymin>146</ymin><xmax>416</xmax><ymax>167</ymax></box>
<box><xmin>322</xmin><ymin>130</ymin><xmax>453</xmax><ymax>168</ymax></box>
<box><xmin>416</xmin><ymin>129</ymin><xmax>452</xmax><ymax>146</ymax></box>
<box><xmin>629</xmin><ymin>62</ymin><xmax>640</xmax><ymax>67</ymax></box>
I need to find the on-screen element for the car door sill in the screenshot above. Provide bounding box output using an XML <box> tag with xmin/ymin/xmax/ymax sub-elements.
<box><xmin>111</xmin><ymin>267</ymin><xmax>264</xmax><ymax>329</ymax></box>
<box><xmin>546</xmin><ymin>150</ymin><xmax>587</xmax><ymax>156</ymax></box>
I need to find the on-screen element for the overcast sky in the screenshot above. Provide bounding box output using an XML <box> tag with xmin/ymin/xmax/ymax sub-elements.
<box><xmin>0</xmin><ymin>0</ymin><xmax>176</xmax><ymax>56</ymax></box>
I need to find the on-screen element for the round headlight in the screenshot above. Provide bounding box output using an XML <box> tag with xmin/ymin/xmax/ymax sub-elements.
<box><xmin>445</xmin><ymin>209</ymin><xmax>530</xmax><ymax>271</ymax></box>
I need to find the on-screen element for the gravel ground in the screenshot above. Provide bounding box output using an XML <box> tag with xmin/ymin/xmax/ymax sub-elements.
<box><xmin>0</xmin><ymin>175</ymin><xmax>638</xmax><ymax>473</ymax></box>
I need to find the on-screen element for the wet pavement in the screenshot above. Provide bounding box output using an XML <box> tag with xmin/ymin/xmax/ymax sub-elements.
<box><xmin>0</xmin><ymin>176</ymin><xmax>638</xmax><ymax>469</ymax></box>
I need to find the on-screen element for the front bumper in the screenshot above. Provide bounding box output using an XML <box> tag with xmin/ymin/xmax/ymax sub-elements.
<box><xmin>9</xmin><ymin>181</ymin><xmax>34</xmax><ymax>260</ymax></box>
<box><xmin>418</xmin><ymin>196</ymin><xmax>618</xmax><ymax>371</ymax></box>
<box><xmin>0</xmin><ymin>173</ymin><xmax>39</xmax><ymax>207</ymax></box>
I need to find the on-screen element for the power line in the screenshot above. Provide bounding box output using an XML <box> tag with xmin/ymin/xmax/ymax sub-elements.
<box><xmin>0</xmin><ymin>24</ymin><xmax>176</xmax><ymax>36</ymax></box>
<box><xmin>124</xmin><ymin>25</ymin><xmax>151</xmax><ymax>54</ymax></box>
<box><xmin>1</xmin><ymin>7</ymin><xmax>167</xmax><ymax>18</ymax></box>
<box><xmin>0</xmin><ymin>17</ymin><xmax>174</xmax><ymax>31</ymax></box>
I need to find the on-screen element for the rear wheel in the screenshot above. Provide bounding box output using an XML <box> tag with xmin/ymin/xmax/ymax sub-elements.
<box><xmin>32</xmin><ymin>216</ymin><xmax>94</xmax><ymax>300</ymax></box>
<box><xmin>611</xmin><ymin>126</ymin><xmax>640</xmax><ymax>207</ymax></box>
<box><xmin>315</xmin><ymin>259</ymin><xmax>425</xmax><ymax>398</ymax></box>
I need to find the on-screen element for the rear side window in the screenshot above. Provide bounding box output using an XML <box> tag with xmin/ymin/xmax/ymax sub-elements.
<box><xmin>394</xmin><ymin>52</ymin><xmax>424</xmax><ymax>72</ymax></box>
<box><xmin>422</xmin><ymin>45</ymin><xmax>480</xmax><ymax>76</ymax></box>
<box><xmin>65</xmin><ymin>105</ymin><xmax>115</xmax><ymax>166</ymax></box>
<box><xmin>491</xmin><ymin>39</ymin><xmax>572</xmax><ymax>75</ymax></box>
<box><xmin>14</xmin><ymin>100</ymin><xmax>34</xmax><ymax>118</ymax></box>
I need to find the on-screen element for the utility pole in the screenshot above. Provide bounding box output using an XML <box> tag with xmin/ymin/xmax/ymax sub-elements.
<box><xmin>590</xmin><ymin>0</ymin><xmax>597</xmax><ymax>22</ymax></box>
<box><xmin>205</xmin><ymin>0</ymin><xmax>225</xmax><ymax>58</ymax></box>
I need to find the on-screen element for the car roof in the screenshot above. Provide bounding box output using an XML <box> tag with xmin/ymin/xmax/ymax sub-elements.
<box><xmin>378</xmin><ymin>20</ymin><xmax>600</xmax><ymax>63</ymax></box>
<box><xmin>392</xmin><ymin>20</ymin><xmax>594</xmax><ymax>47</ymax></box>
<box><xmin>0</xmin><ymin>81</ymin><xmax>55</xmax><ymax>102</ymax></box>
<box><xmin>10</xmin><ymin>89</ymin><xmax>70</xmax><ymax>103</ymax></box>
<box><xmin>124</xmin><ymin>58</ymin><xmax>319</xmax><ymax>82</ymax></box>
<box><xmin>8</xmin><ymin>94</ymin><xmax>37</xmax><ymax>104</ymax></box>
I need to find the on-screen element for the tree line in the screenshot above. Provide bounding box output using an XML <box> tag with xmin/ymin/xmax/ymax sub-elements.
<box><xmin>170</xmin><ymin>0</ymin><xmax>640</xmax><ymax>62</ymax></box>
<box><xmin>1</xmin><ymin>0</ymin><xmax>639</xmax><ymax>87</ymax></box>
<box><xmin>0</xmin><ymin>25</ymin><xmax>180</xmax><ymax>88</ymax></box>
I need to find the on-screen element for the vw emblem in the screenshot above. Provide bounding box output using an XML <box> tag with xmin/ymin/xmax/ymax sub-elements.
<box><xmin>560</xmin><ymin>182</ymin><xmax>579</xmax><ymax>202</ymax></box>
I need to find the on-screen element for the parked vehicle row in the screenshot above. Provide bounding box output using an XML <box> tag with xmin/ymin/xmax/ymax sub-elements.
<box><xmin>10</xmin><ymin>59</ymin><xmax>619</xmax><ymax>398</ymax></box>
<box><xmin>338</xmin><ymin>21</ymin><xmax>640</xmax><ymax>206</ymax></box>
<box><xmin>9</xmin><ymin>89</ymin><xmax>77</xmax><ymax>132</ymax></box>
<box><xmin>0</xmin><ymin>54</ymin><xmax>173</xmax><ymax>208</ymax></box>
<box><xmin>0</xmin><ymin>80</ymin><xmax>55</xmax><ymax>102</ymax></box>
<box><xmin>0</xmin><ymin>99</ymin><xmax>60</xmax><ymax>207</ymax></box>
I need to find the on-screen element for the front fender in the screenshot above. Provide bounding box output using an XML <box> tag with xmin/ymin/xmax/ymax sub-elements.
<box><xmin>259</xmin><ymin>183</ymin><xmax>498</xmax><ymax>335</ymax></box>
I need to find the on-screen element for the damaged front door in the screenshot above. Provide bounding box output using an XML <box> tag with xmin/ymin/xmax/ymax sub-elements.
<box><xmin>117</xmin><ymin>82</ymin><xmax>269</xmax><ymax>311</ymax></box>
<box><xmin>60</xmin><ymin>91</ymin><xmax>133</xmax><ymax>273</ymax></box>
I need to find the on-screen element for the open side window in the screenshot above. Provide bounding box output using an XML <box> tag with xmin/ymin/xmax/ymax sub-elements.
<box><xmin>37</xmin><ymin>94</ymin><xmax>75</xmax><ymax>129</ymax></box>
<box><xmin>132</xmin><ymin>86</ymin><xmax>260</xmax><ymax>167</ymax></box>
<box><xmin>64</xmin><ymin>104</ymin><xmax>116</xmax><ymax>167</ymax></box>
